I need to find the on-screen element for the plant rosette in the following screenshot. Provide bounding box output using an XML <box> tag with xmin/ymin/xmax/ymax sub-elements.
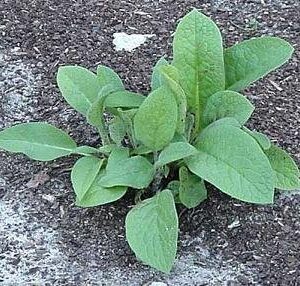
<box><xmin>0</xmin><ymin>9</ymin><xmax>299</xmax><ymax>273</ymax></box>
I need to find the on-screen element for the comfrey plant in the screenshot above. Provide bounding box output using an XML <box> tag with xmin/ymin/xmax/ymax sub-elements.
<box><xmin>0</xmin><ymin>9</ymin><xmax>299</xmax><ymax>272</ymax></box>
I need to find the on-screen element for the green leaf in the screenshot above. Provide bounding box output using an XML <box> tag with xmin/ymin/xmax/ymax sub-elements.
<box><xmin>167</xmin><ymin>180</ymin><xmax>181</xmax><ymax>203</ymax></box>
<box><xmin>203</xmin><ymin>91</ymin><xmax>254</xmax><ymax>126</ymax></box>
<box><xmin>0</xmin><ymin>122</ymin><xmax>76</xmax><ymax>161</ymax></box>
<box><xmin>97</xmin><ymin>65</ymin><xmax>124</xmax><ymax>90</ymax></box>
<box><xmin>73</xmin><ymin>146</ymin><xmax>100</xmax><ymax>155</ymax></box>
<box><xmin>155</xmin><ymin>142</ymin><xmax>198</xmax><ymax>168</ymax></box>
<box><xmin>105</xmin><ymin>91</ymin><xmax>145</xmax><ymax>108</ymax></box>
<box><xmin>134</xmin><ymin>86</ymin><xmax>178</xmax><ymax>151</ymax></box>
<box><xmin>106</xmin><ymin>146</ymin><xmax>129</xmax><ymax>171</ymax></box>
<box><xmin>172</xmin><ymin>9</ymin><xmax>225</xmax><ymax>131</ymax></box>
<box><xmin>185</xmin><ymin>113</ymin><xmax>194</xmax><ymax>142</ymax></box>
<box><xmin>186</xmin><ymin>121</ymin><xmax>275</xmax><ymax>204</ymax></box>
<box><xmin>71</xmin><ymin>156</ymin><xmax>104</xmax><ymax>201</ymax></box>
<box><xmin>179</xmin><ymin>166</ymin><xmax>207</xmax><ymax>208</ymax></box>
<box><xmin>57</xmin><ymin>66</ymin><xmax>101</xmax><ymax>115</ymax></box>
<box><xmin>125</xmin><ymin>189</ymin><xmax>178</xmax><ymax>273</ymax></box>
<box><xmin>100</xmin><ymin>155</ymin><xmax>154</xmax><ymax>189</ymax></box>
<box><xmin>243</xmin><ymin>127</ymin><xmax>271</xmax><ymax>150</ymax></box>
<box><xmin>108</xmin><ymin>117</ymin><xmax>126</xmax><ymax>146</ymax></box>
<box><xmin>265</xmin><ymin>145</ymin><xmax>300</xmax><ymax>190</ymax></box>
<box><xmin>151</xmin><ymin>57</ymin><xmax>169</xmax><ymax>90</ymax></box>
<box><xmin>225</xmin><ymin>36</ymin><xmax>294</xmax><ymax>91</ymax></box>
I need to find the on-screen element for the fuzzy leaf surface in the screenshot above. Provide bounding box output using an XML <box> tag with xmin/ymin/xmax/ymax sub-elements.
<box><xmin>97</xmin><ymin>65</ymin><xmax>124</xmax><ymax>90</ymax></box>
<box><xmin>105</xmin><ymin>91</ymin><xmax>145</xmax><ymax>108</ymax></box>
<box><xmin>151</xmin><ymin>57</ymin><xmax>169</xmax><ymax>90</ymax></box>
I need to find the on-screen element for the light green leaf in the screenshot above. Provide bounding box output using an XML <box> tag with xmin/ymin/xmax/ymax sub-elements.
<box><xmin>134</xmin><ymin>86</ymin><xmax>178</xmax><ymax>151</ymax></box>
<box><xmin>106</xmin><ymin>146</ymin><xmax>129</xmax><ymax>171</ymax></box>
<box><xmin>125</xmin><ymin>189</ymin><xmax>178</xmax><ymax>273</ymax></box>
<box><xmin>71</xmin><ymin>156</ymin><xmax>104</xmax><ymax>201</ymax></box>
<box><xmin>98</xmin><ymin>144</ymin><xmax>117</xmax><ymax>156</ymax></box>
<box><xmin>265</xmin><ymin>145</ymin><xmax>300</xmax><ymax>190</ymax></box>
<box><xmin>185</xmin><ymin>113</ymin><xmax>194</xmax><ymax>142</ymax></box>
<box><xmin>186</xmin><ymin>121</ymin><xmax>275</xmax><ymax>204</ymax></box>
<box><xmin>0</xmin><ymin>122</ymin><xmax>76</xmax><ymax>161</ymax></box>
<box><xmin>151</xmin><ymin>57</ymin><xmax>169</xmax><ymax>90</ymax></box>
<box><xmin>243</xmin><ymin>127</ymin><xmax>271</xmax><ymax>150</ymax></box>
<box><xmin>155</xmin><ymin>142</ymin><xmax>198</xmax><ymax>168</ymax></box>
<box><xmin>100</xmin><ymin>155</ymin><xmax>154</xmax><ymax>189</ymax></box>
<box><xmin>57</xmin><ymin>66</ymin><xmax>100</xmax><ymax>115</ymax></box>
<box><xmin>225</xmin><ymin>36</ymin><xmax>294</xmax><ymax>91</ymax></box>
<box><xmin>73</xmin><ymin>146</ymin><xmax>100</xmax><ymax>155</ymax></box>
<box><xmin>108</xmin><ymin>117</ymin><xmax>126</xmax><ymax>146</ymax></box>
<box><xmin>179</xmin><ymin>166</ymin><xmax>207</xmax><ymax>208</ymax></box>
<box><xmin>97</xmin><ymin>65</ymin><xmax>124</xmax><ymax>90</ymax></box>
<box><xmin>203</xmin><ymin>91</ymin><xmax>254</xmax><ymax>126</ymax></box>
<box><xmin>105</xmin><ymin>91</ymin><xmax>145</xmax><ymax>108</ymax></box>
<box><xmin>131</xmin><ymin>145</ymin><xmax>152</xmax><ymax>155</ymax></box>
<box><xmin>172</xmin><ymin>9</ymin><xmax>225</xmax><ymax>131</ymax></box>
<box><xmin>167</xmin><ymin>180</ymin><xmax>181</xmax><ymax>203</ymax></box>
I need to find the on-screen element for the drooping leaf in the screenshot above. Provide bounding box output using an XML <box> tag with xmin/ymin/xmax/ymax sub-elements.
<box><xmin>125</xmin><ymin>190</ymin><xmax>178</xmax><ymax>273</ymax></box>
<box><xmin>225</xmin><ymin>36</ymin><xmax>294</xmax><ymax>91</ymax></box>
<box><xmin>134</xmin><ymin>86</ymin><xmax>178</xmax><ymax>151</ymax></box>
<box><xmin>172</xmin><ymin>9</ymin><xmax>225</xmax><ymax>131</ymax></box>
<box><xmin>186</xmin><ymin>121</ymin><xmax>275</xmax><ymax>204</ymax></box>
<box><xmin>108</xmin><ymin>117</ymin><xmax>126</xmax><ymax>146</ymax></box>
<box><xmin>151</xmin><ymin>56</ymin><xmax>169</xmax><ymax>90</ymax></box>
<box><xmin>203</xmin><ymin>91</ymin><xmax>254</xmax><ymax>126</ymax></box>
<box><xmin>265</xmin><ymin>145</ymin><xmax>300</xmax><ymax>190</ymax></box>
<box><xmin>71</xmin><ymin>156</ymin><xmax>104</xmax><ymax>201</ymax></box>
<box><xmin>97</xmin><ymin>65</ymin><xmax>124</xmax><ymax>90</ymax></box>
<box><xmin>0</xmin><ymin>122</ymin><xmax>76</xmax><ymax>161</ymax></box>
<box><xmin>243</xmin><ymin>127</ymin><xmax>271</xmax><ymax>150</ymax></box>
<box><xmin>100</xmin><ymin>155</ymin><xmax>154</xmax><ymax>189</ymax></box>
<box><xmin>179</xmin><ymin>166</ymin><xmax>207</xmax><ymax>208</ymax></box>
<box><xmin>105</xmin><ymin>91</ymin><xmax>145</xmax><ymax>108</ymax></box>
<box><xmin>155</xmin><ymin>142</ymin><xmax>198</xmax><ymax>168</ymax></box>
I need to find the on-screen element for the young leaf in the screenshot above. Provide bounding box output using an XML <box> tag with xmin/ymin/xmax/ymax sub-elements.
<box><xmin>265</xmin><ymin>145</ymin><xmax>300</xmax><ymax>190</ymax></box>
<box><xmin>243</xmin><ymin>127</ymin><xmax>271</xmax><ymax>150</ymax></box>
<box><xmin>125</xmin><ymin>189</ymin><xmax>178</xmax><ymax>273</ymax></box>
<box><xmin>172</xmin><ymin>9</ymin><xmax>225</xmax><ymax>131</ymax></box>
<box><xmin>203</xmin><ymin>91</ymin><xmax>254</xmax><ymax>127</ymax></box>
<box><xmin>155</xmin><ymin>142</ymin><xmax>198</xmax><ymax>168</ymax></box>
<box><xmin>106</xmin><ymin>146</ymin><xmax>129</xmax><ymax>171</ymax></box>
<box><xmin>73</xmin><ymin>146</ymin><xmax>101</xmax><ymax>156</ymax></box>
<box><xmin>71</xmin><ymin>156</ymin><xmax>104</xmax><ymax>201</ymax></box>
<box><xmin>108</xmin><ymin>117</ymin><xmax>126</xmax><ymax>146</ymax></box>
<box><xmin>97</xmin><ymin>65</ymin><xmax>124</xmax><ymax>90</ymax></box>
<box><xmin>179</xmin><ymin>166</ymin><xmax>207</xmax><ymax>208</ymax></box>
<box><xmin>105</xmin><ymin>91</ymin><xmax>145</xmax><ymax>108</ymax></box>
<box><xmin>186</xmin><ymin>121</ymin><xmax>275</xmax><ymax>204</ymax></box>
<box><xmin>99</xmin><ymin>156</ymin><xmax>154</xmax><ymax>189</ymax></box>
<box><xmin>225</xmin><ymin>36</ymin><xmax>294</xmax><ymax>91</ymax></box>
<box><xmin>57</xmin><ymin>66</ymin><xmax>100</xmax><ymax>115</ymax></box>
<box><xmin>134</xmin><ymin>86</ymin><xmax>178</xmax><ymax>151</ymax></box>
<box><xmin>151</xmin><ymin>56</ymin><xmax>169</xmax><ymax>90</ymax></box>
<box><xmin>0</xmin><ymin>122</ymin><xmax>76</xmax><ymax>161</ymax></box>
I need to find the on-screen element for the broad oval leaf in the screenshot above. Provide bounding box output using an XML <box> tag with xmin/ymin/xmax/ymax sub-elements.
<box><xmin>134</xmin><ymin>86</ymin><xmax>178</xmax><ymax>151</ymax></box>
<box><xmin>203</xmin><ymin>91</ymin><xmax>254</xmax><ymax>126</ymax></box>
<box><xmin>172</xmin><ymin>9</ymin><xmax>225</xmax><ymax>130</ymax></box>
<box><xmin>265</xmin><ymin>145</ymin><xmax>300</xmax><ymax>190</ymax></box>
<box><xmin>105</xmin><ymin>91</ymin><xmax>145</xmax><ymax>108</ymax></box>
<box><xmin>99</xmin><ymin>155</ymin><xmax>154</xmax><ymax>189</ymax></box>
<box><xmin>186</xmin><ymin>121</ymin><xmax>275</xmax><ymax>204</ymax></box>
<box><xmin>151</xmin><ymin>56</ymin><xmax>169</xmax><ymax>91</ymax></box>
<box><xmin>125</xmin><ymin>189</ymin><xmax>178</xmax><ymax>273</ymax></box>
<box><xmin>155</xmin><ymin>142</ymin><xmax>198</xmax><ymax>168</ymax></box>
<box><xmin>179</xmin><ymin>166</ymin><xmax>207</xmax><ymax>209</ymax></box>
<box><xmin>0</xmin><ymin>122</ymin><xmax>77</xmax><ymax>161</ymax></box>
<box><xmin>225</xmin><ymin>36</ymin><xmax>294</xmax><ymax>91</ymax></box>
<box><xmin>57</xmin><ymin>66</ymin><xmax>100</xmax><ymax>115</ymax></box>
<box><xmin>97</xmin><ymin>65</ymin><xmax>124</xmax><ymax>90</ymax></box>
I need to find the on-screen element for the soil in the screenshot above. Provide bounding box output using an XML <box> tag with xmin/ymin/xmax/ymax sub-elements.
<box><xmin>0</xmin><ymin>0</ymin><xmax>299</xmax><ymax>285</ymax></box>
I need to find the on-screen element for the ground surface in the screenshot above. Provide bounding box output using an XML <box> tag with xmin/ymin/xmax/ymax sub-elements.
<box><xmin>0</xmin><ymin>0</ymin><xmax>299</xmax><ymax>285</ymax></box>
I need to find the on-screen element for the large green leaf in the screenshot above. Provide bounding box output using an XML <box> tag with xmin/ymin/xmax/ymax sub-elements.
<box><xmin>0</xmin><ymin>122</ymin><xmax>76</xmax><ymax>161</ymax></box>
<box><xmin>243</xmin><ymin>127</ymin><xmax>271</xmax><ymax>150</ymax></box>
<box><xmin>203</xmin><ymin>91</ymin><xmax>254</xmax><ymax>126</ymax></box>
<box><xmin>57</xmin><ymin>66</ymin><xmax>100</xmax><ymax>115</ymax></box>
<box><xmin>125</xmin><ymin>189</ymin><xmax>178</xmax><ymax>273</ymax></box>
<box><xmin>172</xmin><ymin>9</ymin><xmax>225</xmax><ymax>131</ymax></box>
<box><xmin>134</xmin><ymin>86</ymin><xmax>178</xmax><ymax>151</ymax></box>
<box><xmin>99</xmin><ymin>155</ymin><xmax>154</xmax><ymax>189</ymax></box>
<box><xmin>186</xmin><ymin>121</ymin><xmax>275</xmax><ymax>204</ymax></box>
<box><xmin>155</xmin><ymin>142</ymin><xmax>198</xmax><ymax>168</ymax></box>
<box><xmin>97</xmin><ymin>65</ymin><xmax>124</xmax><ymax>90</ymax></box>
<box><xmin>265</xmin><ymin>145</ymin><xmax>300</xmax><ymax>190</ymax></box>
<box><xmin>105</xmin><ymin>91</ymin><xmax>145</xmax><ymax>108</ymax></box>
<box><xmin>151</xmin><ymin>57</ymin><xmax>169</xmax><ymax>91</ymax></box>
<box><xmin>225</xmin><ymin>36</ymin><xmax>294</xmax><ymax>91</ymax></box>
<box><xmin>179</xmin><ymin>166</ymin><xmax>207</xmax><ymax>208</ymax></box>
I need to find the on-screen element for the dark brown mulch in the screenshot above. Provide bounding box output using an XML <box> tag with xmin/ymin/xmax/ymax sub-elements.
<box><xmin>0</xmin><ymin>0</ymin><xmax>299</xmax><ymax>285</ymax></box>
